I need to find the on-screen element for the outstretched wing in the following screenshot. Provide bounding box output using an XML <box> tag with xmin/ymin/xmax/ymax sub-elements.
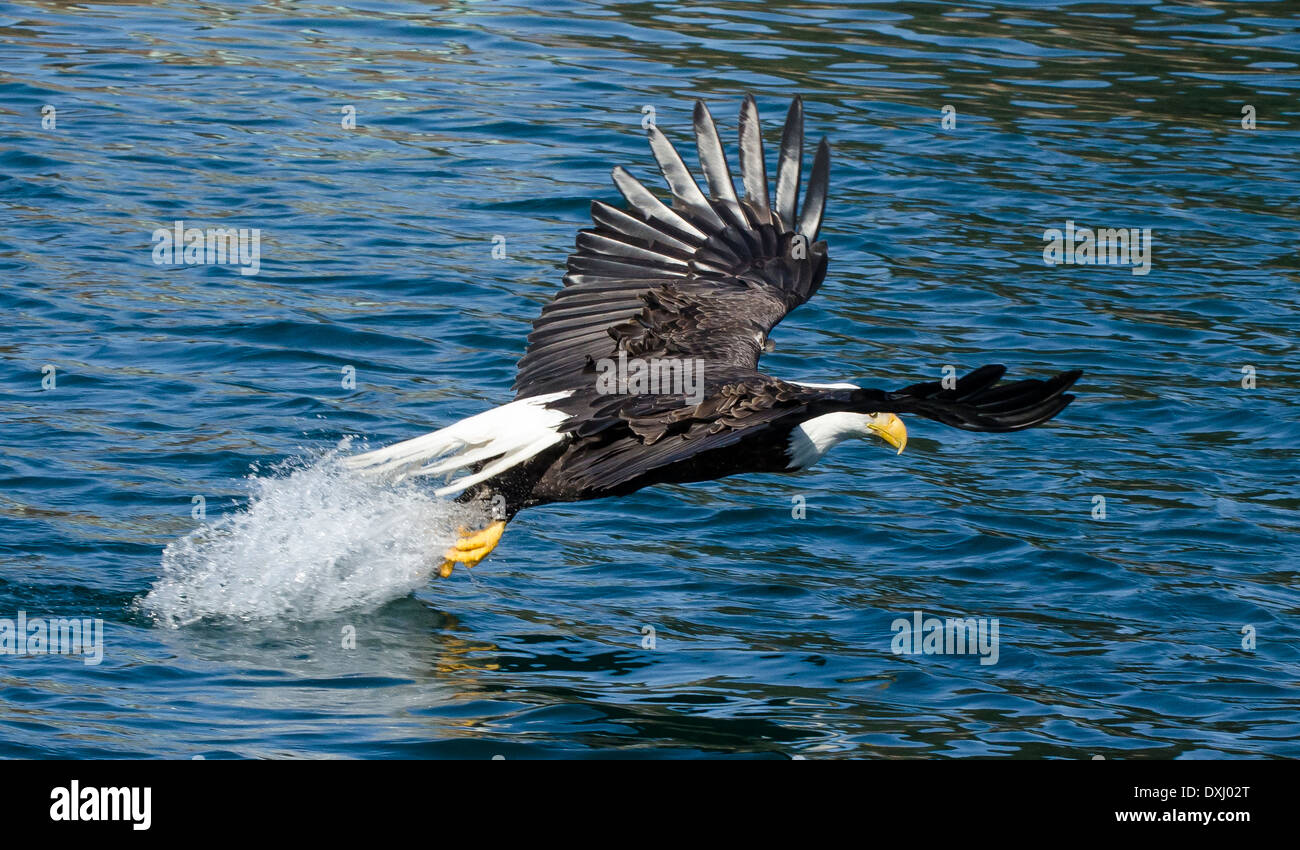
<box><xmin>550</xmin><ymin>366</ymin><xmax>1082</xmax><ymax>494</ymax></box>
<box><xmin>513</xmin><ymin>95</ymin><xmax>831</xmax><ymax>399</ymax></box>
<box><xmin>877</xmin><ymin>365</ymin><xmax>1082</xmax><ymax>432</ymax></box>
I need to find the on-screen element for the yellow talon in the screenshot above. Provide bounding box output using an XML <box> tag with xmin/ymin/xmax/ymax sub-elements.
<box><xmin>437</xmin><ymin>520</ymin><xmax>506</xmax><ymax>578</ymax></box>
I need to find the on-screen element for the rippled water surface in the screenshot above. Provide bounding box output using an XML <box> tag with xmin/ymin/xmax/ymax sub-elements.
<box><xmin>2</xmin><ymin>0</ymin><xmax>1298</xmax><ymax>758</ymax></box>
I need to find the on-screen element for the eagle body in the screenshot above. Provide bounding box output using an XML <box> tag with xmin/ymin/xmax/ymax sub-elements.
<box><xmin>344</xmin><ymin>95</ymin><xmax>1081</xmax><ymax>576</ymax></box>
<box><xmin>454</xmin><ymin>382</ymin><xmax>872</xmax><ymax>516</ymax></box>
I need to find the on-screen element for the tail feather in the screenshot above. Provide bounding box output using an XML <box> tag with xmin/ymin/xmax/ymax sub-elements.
<box><xmin>342</xmin><ymin>391</ymin><xmax>571</xmax><ymax>496</ymax></box>
<box><xmin>435</xmin><ymin>435</ymin><xmax>559</xmax><ymax>496</ymax></box>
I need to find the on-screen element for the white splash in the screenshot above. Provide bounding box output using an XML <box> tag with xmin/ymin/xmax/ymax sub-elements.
<box><xmin>141</xmin><ymin>450</ymin><xmax>482</xmax><ymax>627</ymax></box>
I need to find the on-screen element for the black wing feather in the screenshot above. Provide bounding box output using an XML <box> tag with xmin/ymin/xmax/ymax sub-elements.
<box><xmin>737</xmin><ymin>94</ymin><xmax>772</xmax><ymax>221</ymax></box>
<box><xmin>799</xmin><ymin>139</ymin><xmax>830</xmax><ymax>241</ymax></box>
<box><xmin>774</xmin><ymin>97</ymin><xmax>803</xmax><ymax>231</ymax></box>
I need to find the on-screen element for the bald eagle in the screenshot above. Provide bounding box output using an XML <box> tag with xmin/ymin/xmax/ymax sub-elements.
<box><xmin>345</xmin><ymin>96</ymin><xmax>1081</xmax><ymax>576</ymax></box>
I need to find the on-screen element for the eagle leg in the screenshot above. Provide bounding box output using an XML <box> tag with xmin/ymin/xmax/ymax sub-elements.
<box><xmin>438</xmin><ymin>520</ymin><xmax>507</xmax><ymax>578</ymax></box>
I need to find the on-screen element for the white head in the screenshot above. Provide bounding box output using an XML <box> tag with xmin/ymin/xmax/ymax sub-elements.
<box><xmin>786</xmin><ymin>411</ymin><xmax>908</xmax><ymax>470</ymax></box>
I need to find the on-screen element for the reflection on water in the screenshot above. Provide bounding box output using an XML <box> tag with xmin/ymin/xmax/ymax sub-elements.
<box><xmin>1</xmin><ymin>0</ymin><xmax>1298</xmax><ymax>758</ymax></box>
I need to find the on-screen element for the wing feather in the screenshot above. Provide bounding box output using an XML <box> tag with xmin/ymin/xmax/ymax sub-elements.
<box><xmin>737</xmin><ymin>94</ymin><xmax>771</xmax><ymax>221</ymax></box>
<box><xmin>692</xmin><ymin>102</ymin><xmax>744</xmax><ymax>219</ymax></box>
<box><xmin>647</xmin><ymin>126</ymin><xmax>727</xmax><ymax>232</ymax></box>
<box><xmin>610</xmin><ymin>167</ymin><xmax>707</xmax><ymax>240</ymax></box>
<box><xmin>774</xmin><ymin>96</ymin><xmax>803</xmax><ymax>231</ymax></box>
<box><xmin>799</xmin><ymin>139</ymin><xmax>830</xmax><ymax>241</ymax></box>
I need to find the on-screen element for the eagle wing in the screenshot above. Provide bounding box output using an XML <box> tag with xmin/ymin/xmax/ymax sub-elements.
<box><xmin>512</xmin><ymin>95</ymin><xmax>830</xmax><ymax>399</ymax></box>
<box><xmin>552</xmin><ymin>366</ymin><xmax>1081</xmax><ymax>494</ymax></box>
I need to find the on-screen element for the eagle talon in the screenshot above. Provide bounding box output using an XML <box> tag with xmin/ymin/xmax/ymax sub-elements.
<box><xmin>437</xmin><ymin>520</ymin><xmax>507</xmax><ymax>578</ymax></box>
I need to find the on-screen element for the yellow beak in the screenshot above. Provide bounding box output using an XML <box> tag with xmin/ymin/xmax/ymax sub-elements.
<box><xmin>868</xmin><ymin>413</ymin><xmax>908</xmax><ymax>454</ymax></box>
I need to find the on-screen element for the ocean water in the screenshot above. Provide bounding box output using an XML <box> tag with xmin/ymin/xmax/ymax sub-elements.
<box><xmin>1</xmin><ymin>0</ymin><xmax>1297</xmax><ymax>758</ymax></box>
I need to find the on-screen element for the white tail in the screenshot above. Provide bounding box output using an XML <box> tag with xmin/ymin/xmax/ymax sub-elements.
<box><xmin>342</xmin><ymin>391</ymin><xmax>572</xmax><ymax>496</ymax></box>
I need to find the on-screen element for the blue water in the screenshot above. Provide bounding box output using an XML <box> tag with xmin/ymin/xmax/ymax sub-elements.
<box><xmin>2</xmin><ymin>0</ymin><xmax>1298</xmax><ymax>758</ymax></box>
